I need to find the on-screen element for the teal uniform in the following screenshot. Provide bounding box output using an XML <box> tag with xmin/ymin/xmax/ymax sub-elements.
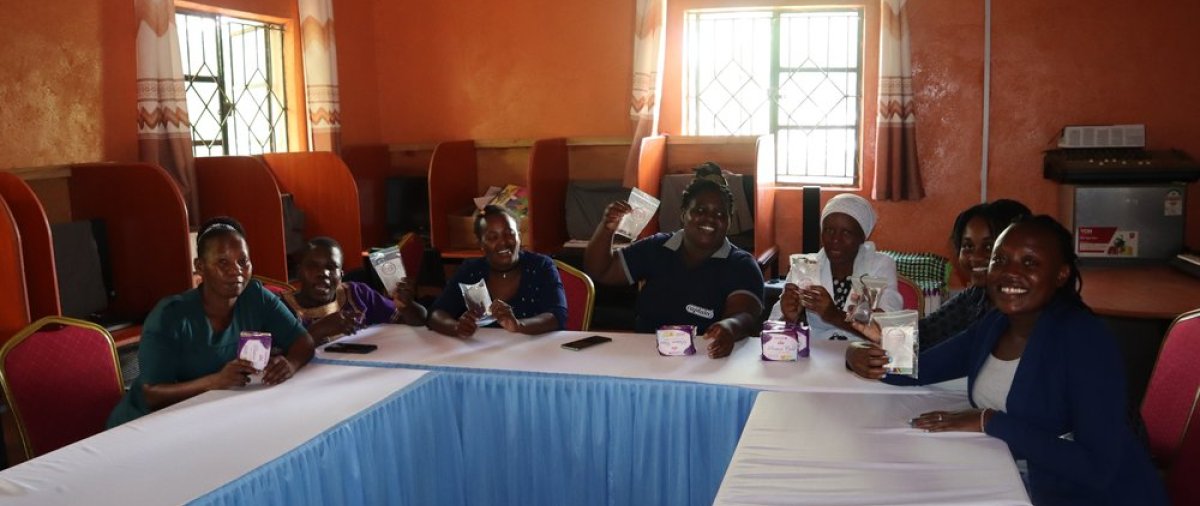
<box><xmin>107</xmin><ymin>280</ymin><xmax>306</xmax><ymax>427</ymax></box>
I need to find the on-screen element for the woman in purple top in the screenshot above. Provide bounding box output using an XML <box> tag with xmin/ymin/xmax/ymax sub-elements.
<box><xmin>283</xmin><ymin>237</ymin><xmax>427</xmax><ymax>344</ymax></box>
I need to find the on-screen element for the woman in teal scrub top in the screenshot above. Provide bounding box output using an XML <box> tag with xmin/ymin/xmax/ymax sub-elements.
<box><xmin>107</xmin><ymin>217</ymin><xmax>315</xmax><ymax>427</ymax></box>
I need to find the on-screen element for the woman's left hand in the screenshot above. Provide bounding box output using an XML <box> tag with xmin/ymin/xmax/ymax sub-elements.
<box><xmin>261</xmin><ymin>356</ymin><xmax>297</xmax><ymax>385</ymax></box>
<box><xmin>703</xmin><ymin>320</ymin><xmax>736</xmax><ymax>358</ymax></box>
<box><xmin>911</xmin><ymin>409</ymin><xmax>988</xmax><ymax>433</ymax></box>
<box><xmin>490</xmin><ymin>300</ymin><xmax>522</xmax><ymax>332</ymax></box>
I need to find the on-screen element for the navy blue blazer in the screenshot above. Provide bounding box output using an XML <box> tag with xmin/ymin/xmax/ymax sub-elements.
<box><xmin>887</xmin><ymin>297</ymin><xmax>1166</xmax><ymax>505</ymax></box>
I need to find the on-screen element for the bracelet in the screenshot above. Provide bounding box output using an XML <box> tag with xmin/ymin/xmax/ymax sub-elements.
<box><xmin>979</xmin><ymin>408</ymin><xmax>990</xmax><ymax>432</ymax></box>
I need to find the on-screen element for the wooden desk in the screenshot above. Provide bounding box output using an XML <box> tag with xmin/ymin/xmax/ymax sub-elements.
<box><xmin>1081</xmin><ymin>265</ymin><xmax>1200</xmax><ymax>319</ymax></box>
<box><xmin>1080</xmin><ymin>265</ymin><xmax>1200</xmax><ymax>411</ymax></box>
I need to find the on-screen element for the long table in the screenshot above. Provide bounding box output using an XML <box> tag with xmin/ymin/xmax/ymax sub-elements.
<box><xmin>318</xmin><ymin>326</ymin><xmax>967</xmax><ymax>395</ymax></box>
<box><xmin>0</xmin><ymin>326</ymin><xmax>1026</xmax><ymax>505</ymax></box>
<box><xmin>0</xmin><ymin>364</ymin><xmax>432</xmax><ymax>505</ymax></box>
<box><xmin>715</xmin><ymin>391</ymin><xmax>1028</xmax><ymax>505</ymax></box>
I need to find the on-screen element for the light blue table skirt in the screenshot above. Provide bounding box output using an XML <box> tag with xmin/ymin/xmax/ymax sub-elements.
<box><xmin>194</xmin><ymin>366</ymin><xmax>757</xmax><ymax>506</ymax></box>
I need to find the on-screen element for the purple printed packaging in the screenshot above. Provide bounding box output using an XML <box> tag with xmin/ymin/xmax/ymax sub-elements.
<box><xmin>656</xmin><ymin>325</ymin><xmax>696</xmax><ymax>356</ymax></box>
<box><xmin>238</xmin><ymin>331</ymin><xmax>272</xmax><ymax>372</ymax></box>
<box><xmin>760</xmin><ymin>320</ymin><xmax>810</xmax><ymax>361</ymax></box>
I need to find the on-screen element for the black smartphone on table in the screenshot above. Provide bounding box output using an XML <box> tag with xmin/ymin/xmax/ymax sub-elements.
<box><xmin>324</xmin><ymin>343</ymin><xmax>378</xmax><ymax>354</ymax></box>
<box><xmin>561</xmin><ymin>335</ymin><xmax>612</xmax><ymax>351</ymax></box>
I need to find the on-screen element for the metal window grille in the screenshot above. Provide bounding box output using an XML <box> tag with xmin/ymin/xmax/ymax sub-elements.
<box><xmin>685</xmin><ymin>9</ymin><xmax>863</xmax><ymax>186</ymax></box>
<box><xmin>176</xmin><ymin>11</ymin><xmax>288</xmax><ymax>157</ymax></box>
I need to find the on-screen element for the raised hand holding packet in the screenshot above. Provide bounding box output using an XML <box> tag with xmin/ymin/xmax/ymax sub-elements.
<box><xmin>786</xmin><ymin>253</ymin><xmax>819</xmax><ymax>289</ymax></box>
<box><xmin>368</xmin><ymin>246</ymin><xmax>406</xmax><ymax>295</ymax></box>
<box><xmin>615</xmin><ymin>187</ymin><xmax>661</xmax><ymax>240</ymax></box>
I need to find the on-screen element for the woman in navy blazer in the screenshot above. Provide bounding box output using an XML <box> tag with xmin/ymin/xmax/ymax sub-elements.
<box><xmin>848</xmin><ymin>216</ymin><xmax>1166</xmax><ymax>506</ymax></box>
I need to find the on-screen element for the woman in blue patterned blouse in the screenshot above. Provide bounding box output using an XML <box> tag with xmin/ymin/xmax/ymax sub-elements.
<box><xmin>428</xmin><ymin>205</ymin><xmax>567</xmax><ymax>338</ymax></box>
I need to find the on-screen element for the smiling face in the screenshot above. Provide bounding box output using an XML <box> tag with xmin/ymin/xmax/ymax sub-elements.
<box><xmin>987</xmin><ymin>223</ymin><xmax>1069</xmax><ymax>319</ymax></box>
<box><xmin>959</xmin><ymin>216</ymin><xmax>994</xmax><ymax>288</ymax></box>
<box><xmin>821</xmin><ymin>212</ymin><xmax>866</xmax><ymax>265</ymax></box>
<box><xmin>681</xmin><ymin>189</ymin><xmax>730</xmax><ymax>252</ymax></box>
<box><xmin>195</xmin><ymin>233</ymin><xmax>252</xmax><ymax>300</ymax></box>
<box><xmin>479</xmin><ymin>213</ymin><xmax>521</xmax><ymax>271</ymax></box>
<box><xmin>298</xmin><ymin>245</ymin><xmax>343</xmax><ymax>303</ymax></box>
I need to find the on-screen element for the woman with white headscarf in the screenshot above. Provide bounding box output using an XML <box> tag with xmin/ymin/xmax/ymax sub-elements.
<box><xmin>768</xmin><ymin>194</ymin><xmax>902</xmax><ymax>340</ymax></box>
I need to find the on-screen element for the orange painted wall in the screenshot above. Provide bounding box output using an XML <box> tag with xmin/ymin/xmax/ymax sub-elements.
<box><xmin>2</xmin><ymin>0</ymin><xmax>1198</xmax><ymax>260</ymax></box>
<box><xmin>0</xmin><ymin>0</ymin><xmax>305</xmax><ymax>171</ymax></box>
<box><xmin>988</xmin><ymin>1</ymin><xmax>1200</xmax><ymax>252</ymax></box>
<box><xmin>362</xmin><ymin>0</ymin><xmax>635</xmax><ymax>142</ymax></box>
<box><xmin>0</xmin><ymin>1</ymin><xmax>110</xmax><ymax>169</ymax></box>
<box><xmin>331</xmin><ymin>0</ymin><xmax>381</xmax><ymax>146</ymax></box>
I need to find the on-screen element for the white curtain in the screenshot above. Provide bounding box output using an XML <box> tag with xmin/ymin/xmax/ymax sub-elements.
<box><xmin>622</xmin><ymin>0</ymin><xmax>667</xmax><ymax>188</ymax></box>
<box><xmin>299</xmin><ymin>0</ymin><xmax>342</xmax><ymax>153</ymax></box>
<box><xmin>135</xmin><ymin>0</ymin><xmax>198</xmax><ymax>225</ymax></box>
<box><xmin>874</xmin><ymin>0</ymin><xmax>924</xmax><ymax>201</ymax></box>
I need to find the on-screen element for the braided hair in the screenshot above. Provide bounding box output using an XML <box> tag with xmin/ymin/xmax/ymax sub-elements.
<box><xmin>473</xmin><ymin>204</ymin><xmax>519</xmax><ymax>240</ymax></box>
<box><xmin>1011</xmin><ymin>214</ymin><xmax>1086</xmax><ymax>307</ymax></box>
<box><xmin>680</xmin><ymin>162</ymin><xmax>735</xmax><ymax>214</ymax></box>
<box><xmin>948</xmin><ymin>199</ymin><xmax>1031</xmax><ymax>250</ymax></box>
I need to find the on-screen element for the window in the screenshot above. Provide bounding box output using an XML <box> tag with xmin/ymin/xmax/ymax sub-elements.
<box><xmin>176</xmin><ymin>11</ymin><xmax>289</xmax><ymax>157</ymax></box>
<box><xmin>684</xmin><ymin>9</ymin><xmax>863</xmax><ymax>185</ymax></box>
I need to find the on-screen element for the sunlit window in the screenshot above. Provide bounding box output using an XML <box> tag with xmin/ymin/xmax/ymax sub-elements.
<box><xmin>176</xmin><ymin>11</ymin><xmax>288</xmax><ymax>157</ymax></box>
<box><xmin>684</xmin><ymin>9</ymin><xmax>863</xmax><ymax>185</ymax></box>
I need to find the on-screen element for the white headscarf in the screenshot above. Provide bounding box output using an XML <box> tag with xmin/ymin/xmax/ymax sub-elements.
<box><xmin>821</xmin><ymin>194</ymin><xmax>877</xmax><ymax>238</ymax></box>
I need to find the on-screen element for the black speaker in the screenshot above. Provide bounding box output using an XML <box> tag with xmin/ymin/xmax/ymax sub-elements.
<box><xmin>802</xmin><ymin>186</ymin><xmax>821</xmax><ymax>253</ymax></box>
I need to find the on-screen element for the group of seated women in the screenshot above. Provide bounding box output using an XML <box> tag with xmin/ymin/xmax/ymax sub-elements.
<box><xmin>105</xmin><ymin>163</ymin><xmax>1167</xmax><ymax>504</ymax></box>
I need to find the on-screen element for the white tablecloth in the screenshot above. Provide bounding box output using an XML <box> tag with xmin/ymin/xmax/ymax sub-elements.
<box><xmin>715</xmin><ymin>391</ymin><xmax>1031</xmax><ymax>505</ymax></box>
<box><xmin>0</xmin><ymin>364</ymin><xmax>429</xmax><ymax>506</ymax></box>
<box><xmin>323</xmin><ymin>325</ymin><xmax>966</xmax><ymax>395</ymax></box>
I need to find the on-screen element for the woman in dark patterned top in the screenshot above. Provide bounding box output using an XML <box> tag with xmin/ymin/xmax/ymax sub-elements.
<box><xmin>920</xmin><ymin>199</ymin><xmax>1030</xmax><ymax>349</ymax></box>
<box><xmin>428</xmin><ymin>205</ymin><xmax>567</xmax><ymax>338</ymax></box>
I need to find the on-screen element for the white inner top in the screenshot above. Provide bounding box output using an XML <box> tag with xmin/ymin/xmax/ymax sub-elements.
<box><xmin>973</xmin><ymin>353</ymin><xmax>1021</xmax><ymax>411</ymax></box>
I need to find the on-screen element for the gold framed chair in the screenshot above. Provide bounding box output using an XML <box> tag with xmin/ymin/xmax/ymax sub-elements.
<box><xmin>0</xmin><ymin>316</ymin><xmax>124</xmax><ymax>460</ymax></box>
<box><xmin>554</xmin><ymin>260</ymin><xmax>595</xmax><ymax>331</ymax></box>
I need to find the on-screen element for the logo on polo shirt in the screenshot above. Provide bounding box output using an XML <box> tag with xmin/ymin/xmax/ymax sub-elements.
<box><xmin>685</xmin><ymin>304</ymin><xmax>715</xmax><ymax>319</ymax></box>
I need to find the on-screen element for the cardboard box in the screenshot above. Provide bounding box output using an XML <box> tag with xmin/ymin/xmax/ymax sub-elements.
<box><xmin>446</xmin><ymin>207</ymin><xmax>531</xmax><ymax>250</ymax></box>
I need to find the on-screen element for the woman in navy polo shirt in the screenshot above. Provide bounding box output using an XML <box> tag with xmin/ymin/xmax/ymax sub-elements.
<box><xmin>584</xmin><ymin>164</ymin><xmax>764</xmax><ymax>358</ymax></box>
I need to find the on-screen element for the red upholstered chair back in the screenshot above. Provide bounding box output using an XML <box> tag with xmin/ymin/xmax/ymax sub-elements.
<box><xmin>555</xmin><ymin>260</ymin><xmax>594</xmax><ymax>331</ymax></box>
<box><xmin>0</xmin><ymin>316</ymin><xmax>124</xmax><ymax>459</ymax></box>
<box><xmin>1142</xmin><ymin>308</ymin><xmax>1200</xmax><ymax>466</ymax></box>
<box><xmin>896</xmin><ymin>275</ymin><xmax>924</xmax><ymax>316</ymax></box>
<box><xmin>1168</xmin><ymin>389</ymin><xmax>1200</xmax><ymax>505</ymax></box>
<box><xmin>397</xmin><ymin>233</ymin><xmax>425</xmax><ymax>287</ymax></box>
<box><xmin>254</xmin><ymin>275</ymin><xmax>295</xmax><ymax>296</ymax></box>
